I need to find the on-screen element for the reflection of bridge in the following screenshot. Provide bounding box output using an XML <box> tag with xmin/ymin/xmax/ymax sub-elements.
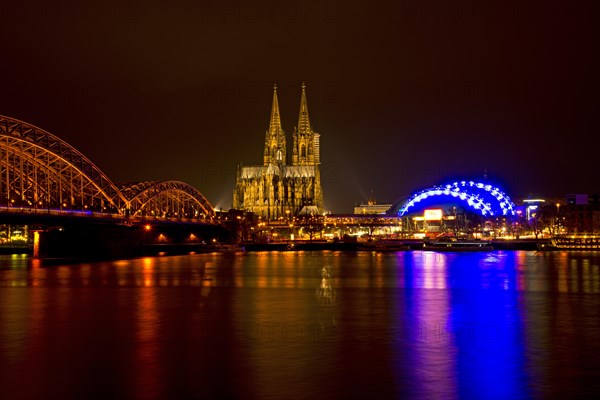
<box><xmin>1</xmin><ymin>115</ymin><xmax>223</xmax><ymax>258</ymax></box>
<box><xmin>1</xmin><ymin>115</ymin><xmax>214</xmax><ymax>221</ymax></box>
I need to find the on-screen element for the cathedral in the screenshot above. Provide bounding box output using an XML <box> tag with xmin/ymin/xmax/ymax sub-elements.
<box><xmin>233</xmin><ymin>83</ymin><xmax>324</xmax><ymax>220</ymax></box>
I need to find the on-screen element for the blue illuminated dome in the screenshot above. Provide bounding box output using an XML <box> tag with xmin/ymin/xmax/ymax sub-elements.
<box><xmin>397</xmin><ymin>181</ymin><xmax>516</xmax><ymax>217</ymax></box>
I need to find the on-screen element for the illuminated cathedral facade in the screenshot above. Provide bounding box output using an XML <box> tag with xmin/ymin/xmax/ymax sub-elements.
<box><xmin>233</xmin><ymin>84</ymin><xmax>324</xmax><ymax>220</ymax></box>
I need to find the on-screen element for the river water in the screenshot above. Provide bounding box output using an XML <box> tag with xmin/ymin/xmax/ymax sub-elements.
<box><xmin>1</xmin><ymin>250</ymin><xmax>600</xmax><ymax>399</ymax></box>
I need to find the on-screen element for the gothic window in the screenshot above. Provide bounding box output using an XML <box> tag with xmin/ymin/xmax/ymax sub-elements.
<box><xmin>276</xmin><ymin>149</ymin><xmax>282</xmax><ymax>161</ymax></box>
<box><xmin>301</xmin><ymin>144</ymin><xmax>306</xmax><ymax>158</ymax></box>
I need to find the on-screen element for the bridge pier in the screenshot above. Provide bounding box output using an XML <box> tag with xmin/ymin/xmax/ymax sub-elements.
<box><xmin>35</xmin><ymin>224</ymin><xmax>146</xmax><ymax>260</ymax></box>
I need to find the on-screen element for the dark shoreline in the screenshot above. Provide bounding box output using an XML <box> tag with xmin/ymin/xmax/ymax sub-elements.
<box><xmin>0</xmin><ymin>245</ymin><xmax>33</xmax><ymax>255</ymax></box>
<box><xmin>0</xmin><ymin>239</ymin><xmax>553</xmax><ymax>262</ymax></box>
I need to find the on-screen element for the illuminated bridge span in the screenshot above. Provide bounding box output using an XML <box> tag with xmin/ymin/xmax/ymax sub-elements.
<box><xmin>0</xmin><ymin>115</ymin><xmax>214</xmax><ymax>220</ymax></box>
<box><xmin>119</xmin><ymin>181</ymin><xmax>213</xmax><ymax>218</ymax></box>
<box><xmin>397</xmin><ymin>180</ymin><xmax>517</xmax><ymax>217</ymax></box>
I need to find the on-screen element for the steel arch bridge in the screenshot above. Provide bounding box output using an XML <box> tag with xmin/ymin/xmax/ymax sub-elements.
<box><xmin>0</xmin><ymin>115</ymin><xmax>215</xmax><ymax>220</ymax></box>
<box><xmin>119</xmin><ymin>181</ymin><xmax>214</xmax><ymax>218</ymax></box>
<box><xmin>397</xmin><ymin>180</ymin><xmax>517</xmax><ymax>218</ymax></box>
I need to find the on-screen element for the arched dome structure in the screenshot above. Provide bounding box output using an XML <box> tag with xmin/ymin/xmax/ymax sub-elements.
<box><xmin>395</xmin><ymin>180</ymin><xmax>516</xmax><ymax>217</ymax></box>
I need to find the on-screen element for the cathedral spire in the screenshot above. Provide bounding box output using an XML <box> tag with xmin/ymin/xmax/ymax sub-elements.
<box><xmin>269</xmin><ymin>84</ymin><xmax>283</xmax><ymax>135</ymax></box>
<box><xmin>264</xmin><ymin>83</ymin><xmax>286</xmax><ymax>165</ymax></box>
<box><xmin>292</xmin><ymin>82</ymin><xmax>319</xmax><ymax>165</ymax></box>
<box><xmin>297</xmin><ymin>82</ymin><xmax>311</xmax><ymax>133</ymax></box>
<box><xmin>293</xmin><ymin>83</ymin><xmax>318</xmax><ymax>166</ymax></box>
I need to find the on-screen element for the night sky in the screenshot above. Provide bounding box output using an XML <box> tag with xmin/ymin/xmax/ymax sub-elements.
<box><xmin>1</xmin><ymin>1</ymin><xmax>598</xmax><ymax>212</ymax></box>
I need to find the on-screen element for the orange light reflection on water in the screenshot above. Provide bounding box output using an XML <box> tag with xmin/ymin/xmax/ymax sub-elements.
<box><xmin>134</xmin><ymin>256</ymin><xmax>161</xmax><ymax>398</ymax></box>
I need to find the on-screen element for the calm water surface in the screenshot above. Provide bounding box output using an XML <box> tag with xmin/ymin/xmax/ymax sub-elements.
<box><xmin>1</xmin><ymin>250</ymin><xmax>600</xmax><ymax>399</ymax></box>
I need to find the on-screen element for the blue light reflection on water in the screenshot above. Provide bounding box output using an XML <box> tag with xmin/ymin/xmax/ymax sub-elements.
<box><xmin>449</xmin><ymin>252</ymin><xmax>529</xmax><ymax>400</ymax></box>
<box><xmin>391</xmin><ymin>251</ymin><xmax>458</xmax><ymax>399</ymax></box>
<box><xmin>392</xmin><ymin>251</ymin><xmax>530</xmax><ymax>400</ymax></box>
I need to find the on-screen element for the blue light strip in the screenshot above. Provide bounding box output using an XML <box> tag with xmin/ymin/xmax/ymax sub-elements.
<box><xmin>399</xmin><ymin>181</ymin><xmax>517</xmax><ymax>217</ymax></box>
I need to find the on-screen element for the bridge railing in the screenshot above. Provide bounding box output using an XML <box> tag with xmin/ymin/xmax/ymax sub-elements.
<box><xmin>0</xmin><ymin>206</ymin><xmax>216</xmax><ymax>224</ymax></box>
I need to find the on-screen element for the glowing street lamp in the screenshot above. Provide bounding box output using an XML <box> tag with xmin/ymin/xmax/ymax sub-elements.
<box><xmin>556</xmin><ymin>203</ymin><xmax>561</xmax><ymax>233</ymax></box>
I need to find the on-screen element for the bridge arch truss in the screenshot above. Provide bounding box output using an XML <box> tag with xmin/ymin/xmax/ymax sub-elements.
<box><xmin>119</xmin><ymin>181</ymin><xmax>215</xmax><ymax>219</ymax></box>
<box><xmin>1</xmin><ymin>115</ymin><xmax>127</xmax><ymax>213</ymax></box>
<box><xmin>1</xmin><ymin>115</ymin><xmax>215</xmax><ymax>220</ymax></box>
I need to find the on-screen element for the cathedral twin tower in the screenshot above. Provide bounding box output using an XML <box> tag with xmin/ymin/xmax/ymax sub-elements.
<box><xmin>233</xmin><ymin>84</ymin><xmax>324</xmax><ymax>220</ymax></box>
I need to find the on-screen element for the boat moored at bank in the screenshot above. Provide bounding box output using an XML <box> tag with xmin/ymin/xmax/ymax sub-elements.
<box><xmin>423</xmin><ymin>240</ymin><xmax>494</xmax><ymax>252</ymax></box>
<box><xmin>537</xmin><ymin>235</ymin><xmax>600</xmax><ymax>251</ymax></box>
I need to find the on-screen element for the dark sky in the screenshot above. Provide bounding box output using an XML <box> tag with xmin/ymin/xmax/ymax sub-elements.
<box><xmin>1</xmin><ymin>0</ymin><xmax>598</xmax><ymax>212</ymax></box>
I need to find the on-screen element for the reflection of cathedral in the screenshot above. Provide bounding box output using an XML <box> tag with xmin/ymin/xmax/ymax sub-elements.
<box><xmin>233</xmin><ymin>84</ymin><xmax>324</xmax><ymax>220</ymax></box>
